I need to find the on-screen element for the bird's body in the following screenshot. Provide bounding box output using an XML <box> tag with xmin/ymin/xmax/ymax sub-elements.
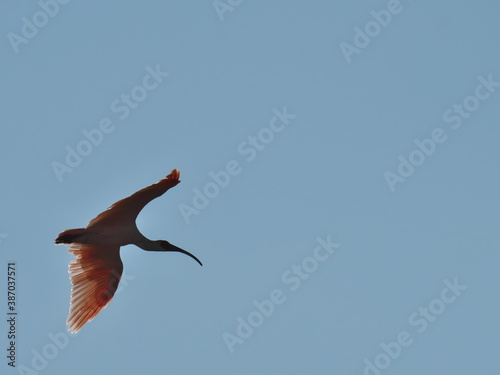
<box><xmin>55</xmin><ymin>169</ymin><xmax>202</xmax><ymax>333</ymax></box>
<box><xmin>62</xmin><ymin>223</ymin><xmax>141</xmax><ymax>247</ymax></box>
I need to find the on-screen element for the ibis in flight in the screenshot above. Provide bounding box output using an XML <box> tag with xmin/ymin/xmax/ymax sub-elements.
<box><xmin>55</xmin><ymin>169</ymin><xmax>202</xmax><ymax>333</ymax></box>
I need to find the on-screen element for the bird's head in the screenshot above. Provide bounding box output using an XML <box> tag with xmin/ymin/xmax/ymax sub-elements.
<box><xmin>160</xmin><ymin>240</ymin><xmax>203</xmax><ymax>266</ymax></box>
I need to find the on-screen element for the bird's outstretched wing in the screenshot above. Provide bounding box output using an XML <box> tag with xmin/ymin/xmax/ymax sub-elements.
<box><xmin>87</xmin><ymin>169</ymin><xmax>181</xmax><ymax>228</ymax></box>
<box><xmin>66</xmin><ymin>243</ymin><xmax>123</xmax><ymax>333</ymax></box>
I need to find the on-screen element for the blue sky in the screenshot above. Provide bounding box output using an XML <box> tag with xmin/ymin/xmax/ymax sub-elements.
<box><xmin>1</xmin><ymin>1</ymin><xmax>499</xmax><ymax>374</ymax></box>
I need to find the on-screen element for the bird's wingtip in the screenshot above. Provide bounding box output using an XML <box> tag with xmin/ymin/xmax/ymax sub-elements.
<box><xmin>166</xmin><ymin>169</ymin><xmax>181</xmax><ymax>183</ymax></box>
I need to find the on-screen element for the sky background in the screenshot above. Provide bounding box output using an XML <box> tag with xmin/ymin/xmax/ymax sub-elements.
<box><xmin>1</xmin><ymin>1</ymin><xmax>499</xmax><ymax>374</ymax></box>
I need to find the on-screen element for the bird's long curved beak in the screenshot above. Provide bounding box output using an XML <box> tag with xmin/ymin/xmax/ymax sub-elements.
<box><xmin>170</xmin><ymin>244</ymin><xmax>203</xmax><ymax>266</ymax></box>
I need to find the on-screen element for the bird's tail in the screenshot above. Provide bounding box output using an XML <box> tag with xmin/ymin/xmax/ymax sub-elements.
<box><xmin>55</xmin><ymin>228</ymin><xmax>86</xmax><ymax>245</ymax></box>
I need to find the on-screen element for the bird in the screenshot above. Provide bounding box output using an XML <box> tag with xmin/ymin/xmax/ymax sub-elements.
<box><xmin>55</xmin><ymin>169</ymin><xmax>202</xmax><ymax>333</ymax></box>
